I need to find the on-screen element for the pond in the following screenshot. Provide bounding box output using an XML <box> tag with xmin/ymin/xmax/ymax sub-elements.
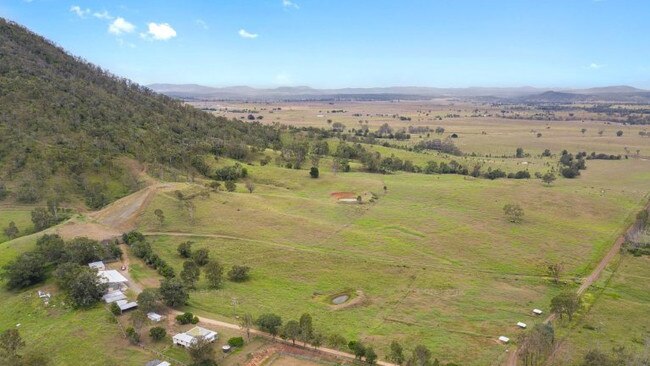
<box><xmin>332</xmin><ymin>294</ymin><xmax>349</xmax><ymax>305</ymax></box>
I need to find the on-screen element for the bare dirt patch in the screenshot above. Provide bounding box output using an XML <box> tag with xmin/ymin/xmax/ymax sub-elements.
<box><xmin>329</xmin><ymin>192</ymin><xmax>356</xmax><ymax>200</ymax></box>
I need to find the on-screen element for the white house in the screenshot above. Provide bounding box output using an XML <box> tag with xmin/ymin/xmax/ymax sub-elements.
<box><xmin>88</xmin><ymin>261</ymin><xmax>106</xmax><ymax>271</ymax></box>
<box><xmin>97</xmin><ymin>270</ymin><xmax>128</xmax><ymax>291</ymax></box>
<box><xmin>533</xmin><ymin>308</ymin><xmax>543</xmax><ymax>315</ymax></box>
<box><xmin>498</xmin><ymin>336</ymin><xmax>510</xmax><ymax>343</ymax></box>
<box><xmin>172</xmin><ymin>333</ymin><xmax>195</xmax><ymax>348</ymax></box>
<box><xmin>173</xmin><ymin>327</ymin><xmax>218</xmax><ymax>348</ymax></box>
<box><xmin>517</xmin><ymin>322</ymin><xmax>527</xmax><ymax>329</ymax></box>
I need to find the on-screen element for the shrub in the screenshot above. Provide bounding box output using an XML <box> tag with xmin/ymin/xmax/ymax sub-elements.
<box><xmin>149</xmin><ymin>327</ymin><xmax>167</xmax><ymax>341</ymax></box>
<box><xmin>225</xmin><ymin>181</ymin><xmax>236</xmax><ymax>192</ymax></box>
<box><xmin>176</xmin><ymin>312</ymin><xmax>197</xmax><ymax>325</ymax></box>
<box><xmin>309</xmin><ymin>167</ymin><xmax>319</xmax><ymax>178</ymax></box>
<box><xmin>125</xmin><ymin>327</ymin><xmax>140</xmax><ymax>344</ymax></box>
<box><xmin>228</xmin><ymin>337</ymin><xmax>244</xmax><ymax>347</ymax></box>
<box><xmin>227</xmin><ymin>265</ymin><xmax>251</xmax><ymax>282</ymax></box>
<box><xmin>110</xmin><ymin>302</ymin><xmax>121</xmax><ymax>315</ymax></box>
<box><xmin>177</xmin><ymin>241</ymin><xmax>193</xmax><ymax>258</ymax></box>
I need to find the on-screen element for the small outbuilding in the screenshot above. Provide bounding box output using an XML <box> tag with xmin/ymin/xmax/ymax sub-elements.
<box><xmin>517</xmin><ymin>322</ymin><xmax>527</xmax><ymax>329</ymax></box>
<box><xmin>147</xmin><ymin>312</ymin><xmax>163</xmax><ymax>322</ymax></box>
<box><xmin>533</xmin><ymin>308</ymin><xmax>543</xmax><ymax>315</ymax></box>
<box><xmin>498</xmin><ymin>336</ymin><xmax>510</xmax><ymax>343</ymax></box>
<box><xmin>116</xmin><ymin>299</ymin><xmax>138</xmax><ymax>312</ymax></box>
<box><xmin>103</xmin><ymin>290</ymin><xmax>127</xmax><ymax>304</ymax></box>
<box><xmin>88</xmin><ymin>261</ymin><xmax>106</xmax><ymax>271</ymax></box>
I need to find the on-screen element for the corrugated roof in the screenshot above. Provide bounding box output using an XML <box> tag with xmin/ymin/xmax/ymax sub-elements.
<box><xmin>97</xmin><ymin>270</ymin><xmax>128</xmax><ymax>284</ymax></box>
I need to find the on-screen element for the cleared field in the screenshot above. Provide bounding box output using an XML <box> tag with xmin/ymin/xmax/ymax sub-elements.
<box><xmin>550</xmin><ymin>255</ymin><xmax>650</xmax><ymax>365</ymax></box>
<box><xmin>192</xmin><ymin>100</ymin><xmax>650</xmax><ymax>157</ymax></box>
<box><xmin>0</xmin><ymin>285</ymin><xmax>152</xmax><ymax>365</ymax></box>
<box><xmin>137</xmin><ymin>154</ymin><xmax>650</xmax><ymax>365</ymax></box>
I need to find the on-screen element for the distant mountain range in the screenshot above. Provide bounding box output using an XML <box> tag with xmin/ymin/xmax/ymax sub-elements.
<box><xmin>147</xmin><ymin>83</ymin><xmax>650</xmax><ymax>103</ymax></box>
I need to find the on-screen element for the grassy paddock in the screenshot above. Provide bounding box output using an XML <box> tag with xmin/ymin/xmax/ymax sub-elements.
<box><xmin>137</xmin><ymin>154</ymin><xmax>649</xmax><ymax>365</ymax></box>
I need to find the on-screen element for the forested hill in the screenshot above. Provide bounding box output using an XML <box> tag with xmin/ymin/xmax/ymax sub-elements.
<box><xmin>0</xmin><ymin>18</ymin><xmax>279</xmax><ymax>208</ymax></box>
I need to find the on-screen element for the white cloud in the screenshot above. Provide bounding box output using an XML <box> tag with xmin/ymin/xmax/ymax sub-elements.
<box><xmin>238</xmin><ymin>29</ymin><xmax>258</xmax><ymax>39</ymax></box>
<box><xmin>195</xmin><ymin>19</ymin><xmax>209</xmax><ymax>30</ymax></box>
<box><xmin>108</xmin><ymin>17</ymin><xmax>135</xmax><ymax>35</ymax></box>
<box><xmin>70</xmin><ymin>5</ymin><xmax>90</xmax><ymax>18</ymax></box>
<box><xmin>282</xmin><ymin>0</ymin><xmax>299</xmax><ymax>9</ymax></box>
<box><xmin>93</xmin><ymin>10</ymin><xmax>113</xmax><ymax>20</ymax></box>
<box><xmin>140</xmin><ymin>22</ymin><xmax>177</xmax><ymax>41</ymax></box>
<box><xmin>589</xmin><ymin>63</ymin><xmax>605</xmax><ymax>70</ymax></box>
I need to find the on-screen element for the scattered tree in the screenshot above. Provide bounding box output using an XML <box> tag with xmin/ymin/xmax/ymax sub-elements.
<box><xmin>225</xmin><ymin>180</ymin><xmax>236</xmax><ymax>192</ymax></box>
<box><xmin>550</xmin><ymin>292</ymin><xmax>580</xmax><ymax>321</ymax></box>
<box><xmin>177</xmin><ymin>241</ymin><xmax>193</xmax><ymax>258</ymax></box>
<box><xmin>245</xmin><ymin>180</ymin><xmax>255</xmax><ymax>193</ymax></box>
<box><xmin>109</xmin><ymin>302</ymin><xmax>121</xmax><ymax>315</ymax></box>
<box><xmin>310</xmin><ymin>167</ymin><xmax>319</xmax><ymax>178</ymax></box>
<box><xmin>281</xmin><ymin>320</ymin><xmax>301</xmax><ymax>344</ymax></box>
<box><xmin>227</xmin><ymin>265</ymin><xmax>251</xmax><ymax>282</ymax></box>
<box><xmin>406</xmin><ymin>345</ymin><xmax>432</xmax><ymax>366</ymax></box>
<box><xmin>3</xmin><ymin>252</ymin><xmax>47</xmax><ymax>290</ymax></box>
<box><xmin>180</xmin><ymin>260</ymin><xmax>201</xmax><ymax>288</ymax></box>
<box><xmin>349</xmin><ymin>341</ymin><xmax>366</xmax><ymax>360</ymax></box>
<box><xmin>136</xmin><ymin>288</ymin><xmax>161</xmax><ymax>313</ymax></box>
<box><xmin>616</xmin><ymin>130</ymin><xmax>623</xmax><ymax>137</ymax></box>
<box><xmin>188</xmin><ymin>336</ymin><xmax>216</xmax><ymax>366</ymax></box>
<box><xmin>192</xmin><ymin>248</ymin><xmax>210</xmax><ymax>266</ymax></box>
<box><xmin>125</xmin><ymin>327</ymin><xmax>140</xmax><ymax>345</ymax></box>
<box><xmin>546</xmin><ymin>262</ymin><xmax>564</xmax><ymax>284</ymax></box>
<box><xmin>327</xmin><ymin>334</ymin><xmax>347</xmax><ymax>349</ymax></box>
<box><xmin>541</xmin><ymin>172</ymin><xmax>556</xmax><ymax>186</ymax></box>
<box><xmin>3</xmin><ymin>221</ymin><xmax>19</xmax><ymax>240</ymax></box>
<box><xmin>204</xmin><ymin>260</ymin><xmax>224</xmax><ymax>289</ymax></box>
<box><xmin>154</xmin><ymin>209</ymin><xmax>165</xmax><ymax>226</ymax></box>
<box><xmin>159</xmin><ymin>278</ymin><xmax>189</xmax><ymax>307</ymax></box>
<box><xmin>149</xmin><ymin>327</ymin><xmax>166</xmax><ymax>341</ymax></box>
<box><xmin>256</xmin><ymin>313</ymin><xmax>282</xmax><ymax>338</ymax></box>
<box><xmin>239</xmin><ymin>313</ymin><xmax>254</xmax><ymax>341</ymax></box>
<box><xmin>388</xmin><ymin>341</ymin><xmax>406</xmax><ymax>365</ymax></box>
<box><xmin>365</xmin><ymin>347</ymin><xmax>378</xmax><ymax>365</ymax></box>
<box><xmin>516</xmin><ymin>147</ymin><xmax>525</xmax><ymax>158</ymax></box>
<box><xmin>0</xmin><ymin>328</ymin><xmax>25</xmax><ymax>360</ymax></box>
<box><xmin>517</xmin><ymin>323</ymin><xmax>555</xmax><ymax>366</ymax></box>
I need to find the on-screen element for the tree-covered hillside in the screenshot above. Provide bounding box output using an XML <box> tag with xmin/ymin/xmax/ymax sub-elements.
<box><xmin>0</xmin><ymin>18</ymin><xmax>279</xmax><ymax>208</ymax></box>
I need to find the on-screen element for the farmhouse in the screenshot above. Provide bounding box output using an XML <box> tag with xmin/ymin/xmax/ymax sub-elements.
<box><xmin>97</xmin><ymin>270</ymin><xmax>128</xmax><ymax>291</ymax></box>
<box><xmin>172</xmin><ymin>326</ymin><xmax>218</xmax><ymax>347</ymax></box>
<box><xmin>88</xmin><ymin>261</ymin><xmax>106</xmax><ymax>271</ymax></box>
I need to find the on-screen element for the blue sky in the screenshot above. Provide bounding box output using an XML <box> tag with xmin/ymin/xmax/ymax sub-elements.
<box><xmin>2</xmin><ymin>0</ymin><xmax>650</xmax><ymax>88</ymax></box>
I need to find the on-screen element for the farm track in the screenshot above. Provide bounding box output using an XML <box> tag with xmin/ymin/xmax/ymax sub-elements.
<box><xmin>504</xmin><ymin>200</ymin><xmax>650</xmax><ymax>366</ymax></box>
